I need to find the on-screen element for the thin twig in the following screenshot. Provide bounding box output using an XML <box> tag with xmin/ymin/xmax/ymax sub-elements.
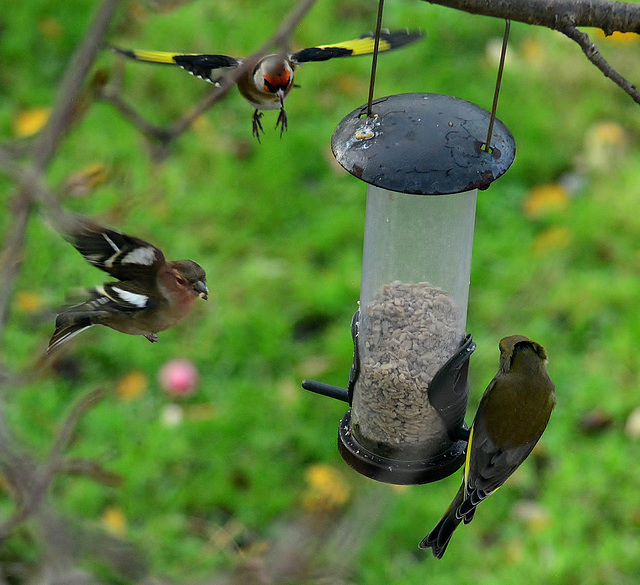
<box><xmin>0</xmin><ymin>0</ymin><xmax>120</xmax><ymax>346</ymax></box>
<box><xmin>0</xmin><ymin>388</ymin><xmax>109</xmax><ymax>542</ymax></box>
<box><xmin>95</xmin><ymin>87</ymin><xmax>173</xmax><ymax>143</ymax></box>
<box><xmin>420</xmin><ymin>0</ymin><xmax>640</xmax><ymax>107</ymax></box>
<box><xmin>48</xmin><ymin>388</ymin><xmax>109</xmax><ymax>465</ymax></box>
<box><xmin>58</xmin><ymin>458</ymin><xmax>123</xmax><ymax>487</ymax></box>
<box><xmin>559</xmin><ymin>25</ymin><xmax>640</xmax><ymax>105</ymax></box>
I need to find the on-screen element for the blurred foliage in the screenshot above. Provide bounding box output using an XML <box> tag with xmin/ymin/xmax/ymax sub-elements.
<box><xmin>2</xmin><ymin>0</ymin><xmax>640</xmax><ymax>582</ymax></box>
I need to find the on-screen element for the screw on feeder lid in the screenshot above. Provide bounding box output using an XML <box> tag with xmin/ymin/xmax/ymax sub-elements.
<box><xmin>331</xmin><ymin>93</ymin><xmax>516</xmax><ymax>195</ymax></box>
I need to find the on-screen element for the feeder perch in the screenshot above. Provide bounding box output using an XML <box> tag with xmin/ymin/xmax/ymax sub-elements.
<box><xmin>303</xmin><ymin>93</ymin><xmax>515</xmax><ymax>485</ymax></box>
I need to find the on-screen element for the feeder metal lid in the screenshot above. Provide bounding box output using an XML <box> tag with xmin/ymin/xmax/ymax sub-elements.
<box><xmin>331</xmin><ymin>93</ymin><xmax>516</xmax><ymax>195</ymax></box>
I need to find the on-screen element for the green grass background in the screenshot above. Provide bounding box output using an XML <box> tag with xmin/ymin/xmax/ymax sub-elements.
<box><xmin>2</xmin><ymin>0</ymin><xmax>640</xmax><ymax>582</ymax></box>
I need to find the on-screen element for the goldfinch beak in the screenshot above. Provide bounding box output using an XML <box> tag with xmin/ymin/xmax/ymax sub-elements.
<box><xmin>194</xmin><ymin>281</ymin><xmax>209</xmax><ymax>300</ymax></box>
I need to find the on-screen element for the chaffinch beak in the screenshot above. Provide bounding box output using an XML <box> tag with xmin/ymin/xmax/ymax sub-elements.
<box><xmin>194</xmin><ymin>280</ymin><xmax>209</xmax><ymax>300</ymax></box>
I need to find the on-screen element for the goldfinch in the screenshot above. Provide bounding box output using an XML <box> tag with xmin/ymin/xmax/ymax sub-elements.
<box><xmin>110</xmin><ymin>29</ymin><xmax>423</xmax><ymax>140</ymax></box>
<box><xmin>48</xmin><ymin>216</ymin><xmax>208</xmax><ymax>353</ymax></box>
<box><xmin>420</xmin><ymin>335</ymin><xmax>556</xmax><ymax>559</ymax></box>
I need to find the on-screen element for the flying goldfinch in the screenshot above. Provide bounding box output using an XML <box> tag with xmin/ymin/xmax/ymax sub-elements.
<box><xmin>110</xmin><ymin>29</ymin><xmax>423</xmax><ymax>140</ymax></box>
<box><xmin>420</xmin><ymin>335</ymin><xmax>556</xmax><ymax>559</ymax></box>
<box><xmin>48</xmin><ymin>216</ymin><xmax>208</xmax><ymax>353</ymax></box>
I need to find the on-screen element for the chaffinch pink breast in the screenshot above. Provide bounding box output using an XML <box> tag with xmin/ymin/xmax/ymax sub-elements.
<box><xmin>48</xmin><ymin>216</ymin><xmax>208</xmax><ymax>353</ymax></box>
<box><xmin>110</xmin><ymin>29</ymin><xmax>422</xmax><ymax>141</ymax></box>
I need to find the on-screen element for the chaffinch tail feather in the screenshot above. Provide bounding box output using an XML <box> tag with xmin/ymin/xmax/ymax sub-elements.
<box><xmin>48</xmin><ymin>216</ymin><xmax>208</xmax><ymax>353</ymax></box>
<box><xmin>110</xmin><ymin>29</ymin><xmax>423</xmax><ymax>141</ymax></box>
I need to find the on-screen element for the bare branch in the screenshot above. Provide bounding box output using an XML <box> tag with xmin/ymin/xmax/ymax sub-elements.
<box><xmin>95</xmin><ymin>86</ymin><xmax>174</xmax><ymax>143</ymax></box>
<box><xmin>58</xmin><ymin>458</ymin><xmax>123</xmax><ymax>487</ymax></box>
<box><xmin>422</xmin><ymin>0</ymin><xmax>640</xmax><ymax>34</ymax></box>
<box><xmin>32</xmin><ymin>0</ymin><xmax>121</xmax><ymax>170</ymax></box>
<box><xmin>48</xmin><ymin>388</ymin><xmax>109</xmax><ymax>465</ymax></box>
<box><xmin>0</xmin><ymin>0</ymin><xmax>120</xmax><ymax>347</ymax></box>
<box><xmin>0</xmin><ymin>388</ymin><xmax>109</xmax><ymax>542</ymax></box>
<box><xmin>422</xmin><ymin>0</ymin><xmax>640</xmax><ymax>104</ymax></box>
<box><xmin>0</xmin><ymin>196</ymin><xmax>31</xmax><ymax>348</ymax></box>
<box><xmin>559</xmin><ymin>25</ymin><xmax>640</xmax><ymax>104</ymax></box>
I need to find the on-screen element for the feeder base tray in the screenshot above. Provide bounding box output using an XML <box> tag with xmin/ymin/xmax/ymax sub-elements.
<box><xmin>337</xmin><ymin>410</ymin><xmax>467</xmax><ymax>485</ymax></box>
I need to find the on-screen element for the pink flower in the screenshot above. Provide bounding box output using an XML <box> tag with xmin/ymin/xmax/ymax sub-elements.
<box><xmin>158</xmin><ymin>359</ymin><xmax>199</xmax><ymax>397</ymax></box>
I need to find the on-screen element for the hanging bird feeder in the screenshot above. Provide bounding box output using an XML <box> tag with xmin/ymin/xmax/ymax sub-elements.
<box><xmin>303</xmin><ymin>92</ymin><xmax>516</xmax><ymax>485</ymax></box>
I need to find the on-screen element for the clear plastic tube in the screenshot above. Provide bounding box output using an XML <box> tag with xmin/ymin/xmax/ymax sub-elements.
<box><xmin>351</xmin><ymin>185</ymin><xmax>477</xmax><ymax>459</ymax></box>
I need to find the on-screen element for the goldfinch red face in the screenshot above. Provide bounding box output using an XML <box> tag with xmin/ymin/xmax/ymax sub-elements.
<box><xmin>253</xmin><ymin>56</ymin><xmax>294</xmax><ymax>107</ymax></box>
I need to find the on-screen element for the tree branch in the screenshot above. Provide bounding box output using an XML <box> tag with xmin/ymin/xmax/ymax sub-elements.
<box><xmin>34</xmin><ymin>0</ymin><xmax>121</xmax><ymax>171</ymax></box>
<box><xmin>0</xmin><ymin>388</ymin><xmax>109</xmax><ymax>542</ymax></box>
<box><xmin>559</xmin><ymin>24</ymin><xmax>640</xmax><ymax>104</ymax></box>
<box><xmin>0</xmin><ymin>0</ymin><xmax>120</xmax><ymax>348</ymax></box>
<box><xmin>422</xmin><ymin>0</ymin><xmax>640</xmax><ymax>34</ymax></box>
<box><xmin>421</xmin><ymin>0</ymin><xmax>640</xmax><ymax>121</ymax></box>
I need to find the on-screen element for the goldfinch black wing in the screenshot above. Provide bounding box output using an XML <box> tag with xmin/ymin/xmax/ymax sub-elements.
<box><xmin>63</xmin><ymin>218</ymin><xmax>166</xmax><ymax>284</ymax></box>
<box><xmin>290</xmin><ymin>29</ymin><xmax>423</xmax><ymax>64</ymax></box>
<box><xmin>111</xmin><ymin>47</ymin><xmax>240</xmax><ymax>85</ymax></box>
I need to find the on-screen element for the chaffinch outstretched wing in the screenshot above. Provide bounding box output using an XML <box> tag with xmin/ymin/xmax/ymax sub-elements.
<box><xmin>110</xmin><ymin>29</ymin><xmax>423</xmax><ymax>141</ymax></box>
<box><xmin>48</xmin><ymin>216</ymin><xmax>208</xmax><ymax>353</ymax></box>
<box><xmin>420</xmin><ymin>336</ymin><xmax>556</xmax><ymax>559</ymax></box>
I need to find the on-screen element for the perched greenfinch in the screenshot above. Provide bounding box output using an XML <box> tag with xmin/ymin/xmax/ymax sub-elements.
<box><xmin>420</xmin><ymin>335</ymin><xmax>556</xmax><ymax>559</ymax></box>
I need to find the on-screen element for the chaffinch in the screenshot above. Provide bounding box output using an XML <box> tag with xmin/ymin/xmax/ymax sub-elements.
<box><xmin>110</xmin><ymin>29</ymin><xmax>423</xmax><ymax>141</ymax></box>
<box><xmin>47</xmin><ymin>216</ymin><xmax>208</xmax><ymax>353</ymax></box>
<box><xmin>420</xmin><ymin>336</ymin><xmax>556</xmax><ymax>559</ymax></box>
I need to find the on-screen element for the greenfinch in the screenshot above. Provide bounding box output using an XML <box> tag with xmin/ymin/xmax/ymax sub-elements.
<box><xmin>420</xmin><ymin>335</ymin><xmax>556</xmax><ymax>558</ymax></box>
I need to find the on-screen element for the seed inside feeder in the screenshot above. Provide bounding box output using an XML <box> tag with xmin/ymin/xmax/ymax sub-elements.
<box><xmin>351</xmin><ymin>280</ymin><xmax>464</xmax><ymax>459</ymax></box>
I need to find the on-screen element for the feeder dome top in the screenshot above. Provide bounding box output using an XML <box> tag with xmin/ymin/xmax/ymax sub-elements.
<box><xmin>331</xmin><ymin>93</ymin><xmax>516</xmax><ymax>195</ymax></box>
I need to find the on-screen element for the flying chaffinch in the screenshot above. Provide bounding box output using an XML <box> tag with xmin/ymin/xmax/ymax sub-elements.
<box><xmin>47</xmin><ymin>216</ymin><xmax>208</xmax><ymax>353</ymax></box>
<box><xmin>110</xmin><ymin>29</ymin><xmax>423</xmax><ymax>141</ymax></box>
<box><xmin>420</xmin><ymin>336</ymin><xmax>556</xmax><ymax>559</ymax></box>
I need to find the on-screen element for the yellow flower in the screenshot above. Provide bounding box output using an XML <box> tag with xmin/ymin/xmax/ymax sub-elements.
<box><xmin>102</xmin><ymin>506</ymin><xmax>127</xmax><ymax>536</ymax></box>
<box><xmin>302</xmin><ymin>464</ymin><xmax>350</xmax><ymax>512</ymax></box>
<box><xmin>117</xmin><ymin>371</ymin><xmax>148</xmax><ymax>401</ymax></box>
<box><xmin>523</xmin><ymin>184</ymin><xmax>569</xmax><ymax>219</ymax></box>
<box><xmin>13</xmin><ymin>107</ymin><xmax>50</xmax><ymax>138</ymax></box>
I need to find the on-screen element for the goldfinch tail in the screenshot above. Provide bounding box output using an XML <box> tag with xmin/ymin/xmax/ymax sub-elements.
<box><xmin>110</xmin><ymin>46</ymin><xmax>185</xmax><ymax>65</ymax></box>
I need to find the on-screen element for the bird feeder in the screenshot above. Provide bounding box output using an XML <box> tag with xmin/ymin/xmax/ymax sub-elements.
<box><xmin>303</xmin><ymin>93</ymin><xmax>515</xmax><ymax>485</ymax></box>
